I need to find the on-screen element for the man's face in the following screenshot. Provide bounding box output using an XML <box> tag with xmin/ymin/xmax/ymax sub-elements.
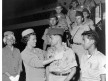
<box><xmin>83</xmin><ymin>12</ymin><xmax>89</xmax><ymax>18</ymax></box>
<box><xmin>50</xmin><ymin>35</ymin><xmax>59</xmax><ymax>46</ymax></box>
<box><xmin>55</xmin><ymin>7</ymin><xmax>62</xmax><ymax>14</ymax></box>
<box><xmin>6</xmin><ymin>36</ymin><xmax>14</xmax><ymax>46</ymax></box>
<box><xmin>82</xmin><ymin>35</ymin><xmax>93</xmax><ymax>50</ymax></box>
<box><xmin>28</xmin><ymin>35</ymin><xmax>37</xmax><ymax>47</ymax></box>
<box><xmin>49</xmin><ymin>18</ymin><xmax>57</xmax><ymax>26</ymax></box>
<box><xmin>71</xmin><ymin>2</ymin><xmax>77</xmax><ymax>8</ymax></box>
<box><xmin>75</xmin><ymin>16</ymin><xmax>83</xmax><ymax>25</ymax></box>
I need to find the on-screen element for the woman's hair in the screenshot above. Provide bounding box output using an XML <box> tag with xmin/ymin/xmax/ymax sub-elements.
<box><xmin>21</xmin><ymin>33</ymin><xmax>36</xmax><ymax>44</ymax></box>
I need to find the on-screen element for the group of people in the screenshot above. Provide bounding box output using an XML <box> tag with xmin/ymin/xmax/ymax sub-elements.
<box><xmin>2</xmin><ymin>0</ymin><xmax>106</xmax><ymax>81</ymax></box>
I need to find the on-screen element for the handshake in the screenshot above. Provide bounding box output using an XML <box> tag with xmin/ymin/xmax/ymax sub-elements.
<box><xmin>9</xmin><ymin>75</ymin><xmax>20</xmax><ymax>81</ymax></box>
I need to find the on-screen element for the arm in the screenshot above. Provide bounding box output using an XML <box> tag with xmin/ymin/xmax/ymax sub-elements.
<box><xmin>64</xmin><ymin>67</ymin><xmax>76</xmax><ymax>81</ymax></box>
<box><xmin>17</xmin><ymin>50</ymin><xmax>22</xmax><ymax>74</ymax></box>
<box><xmin>43</xmin><ymin>42</ymin><xmax>47</xmax><ymax>50</ymax></box>
<box><xmin>43</xmin><ymin>57</ymin><xmax>55</xmax><ymax>65</ymax></box>
<box><xmin>99</xmin><ymin>55</ymin><xmax>106</xmax><ymax>81</ymax></box>
<box><xmin>89</xmin><ymin>20</ymin><xmax>95</xmax><ymax>30</ymax></box>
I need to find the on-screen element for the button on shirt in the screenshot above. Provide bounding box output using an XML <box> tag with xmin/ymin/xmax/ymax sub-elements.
<box><xmin>21</xmin><ymin>47</ymin><xmax>46</xmax><ymax>81</ymax></box>
<box><xmin>2</xmin><ymin>46</ymin><xmax>22</xmax><ymax>76</ymax></box>
<box><xmin>80</xmin><ymin>49</ymin><xmax>106</xmax><ymax>81</ymax></box>
<box><xmin>48</xmin><ymin>43</ymin><xmax>77</xmax><ymax>73</ymax></box>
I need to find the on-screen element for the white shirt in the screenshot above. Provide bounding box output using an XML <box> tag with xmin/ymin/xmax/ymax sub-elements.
<box><xmin>80</xmin><ymin>49</ymin><xmax>106</xmax><ymax>81</ymax></box>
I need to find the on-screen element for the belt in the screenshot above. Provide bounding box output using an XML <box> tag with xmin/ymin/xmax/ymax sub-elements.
<box><xmin>73</xmin><ymin>42</ymin><xmax>82</xmax><ymax>45</ymax></box>
<box><xmin>50</xmin><ymin>72</ymin><xmax>70</xmax><ymax>76</ymax></box>
<box><xmin>35</xmin><ymin>67</ymin><xmax>44</xmax><ymax>69</ymax></box>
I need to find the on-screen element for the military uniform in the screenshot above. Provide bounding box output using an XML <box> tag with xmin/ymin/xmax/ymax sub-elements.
<box><xmin>2</xmin><ymin>46</ymin><xmax>22</xmax><ymax>81</ymax></box>
<box><xmin>71</xmin><ymin>24</ymin><xmax>90</xmax><ymax>63</ymax></box>
<box><xmin>21</xmin><ymin>46</ymin><xmax>46</xmax><ymax>81</ymax></box>
<box><xmin>67</xmin><ymin>7</ymin><xmax>83</xmax><ymax>24</ymax></box>
<box><xmin>80</xmin><ymin>49</ymin><xmax>106</xmax><ymax>81</ymax></box>
<box><xmin>47</xmin><ymin>43</ymin><xmax>77</xmax><ymax>81</ymax></box>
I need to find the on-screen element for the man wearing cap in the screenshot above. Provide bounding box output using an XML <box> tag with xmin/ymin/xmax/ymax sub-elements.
<box><xmin>67</xmin><ymin>0</ymin><xmax>83</xmax><ymax>24</ymax></box>
<box><xmin>42</xmin><ymin>13</ymin><xmax>58</xmax><ymax>51</ymax></box>
<box><xmin>46</xmin><ymin>28</ymin><xmax>77</xmax><ymax>81</ymax></box>
<box><xmin>21</xmin><ymin>28</ymin><xmax>64</xmax><ymax>81</ymax></box>
<box><xmin>71</xmin><ymin>11</ymin><xmax>91</xmax><ymax>64</ymax></box>
<box><xmin>82</xmin><ymin>8</ymin><xmax>95</xmax><ymax>30</ymax></box>
<box><xmin>55</xmin><ymin>4</ymin><xmax>69</xmax><ymax>30</ymax></box>
<box><xmin>2</xmin><ymin>31</ymin><xmax>22</xmax><ymax>81</ymax></box>
<box><xmin>80</xmin><ymin>30</ymin><xmax>106</xmax><ymax>81</ymax></box>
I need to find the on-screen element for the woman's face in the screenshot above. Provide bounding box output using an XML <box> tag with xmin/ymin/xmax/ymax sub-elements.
<box><xmin>6</xmin><ymin>36</ymin><xmax>14</xmax><ymax>46</ymax></box>
<box><xmin>27</xmin><ymin>35</ymin><xmax>37</xmax><ymax>48</ymax></box>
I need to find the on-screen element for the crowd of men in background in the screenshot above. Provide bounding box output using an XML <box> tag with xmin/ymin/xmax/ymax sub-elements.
<box><xmin>2</xmin><ymin>0</ymin><xmax>106</xmax><ymax>81</ymax></box>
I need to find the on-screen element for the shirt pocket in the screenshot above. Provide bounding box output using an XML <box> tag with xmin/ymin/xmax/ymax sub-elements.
<box><xmin>90</xmin><ymin>60</ymin><xmax>99</xmax><ymax>70</ymax></box>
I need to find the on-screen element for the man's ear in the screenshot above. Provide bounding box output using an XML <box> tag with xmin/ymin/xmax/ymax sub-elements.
<box><xmin>91</xmin><ymin>39</ymin><xmax>95</xmax><ymax>44</ymax></box>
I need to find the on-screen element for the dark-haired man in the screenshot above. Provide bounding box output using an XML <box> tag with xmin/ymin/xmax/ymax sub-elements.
<box><xmin>80</xmin><ymin>30</ymin><xmax>106</xmax><ymax>81</ymax></box>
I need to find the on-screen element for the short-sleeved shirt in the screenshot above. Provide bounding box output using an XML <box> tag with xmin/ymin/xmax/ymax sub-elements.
<box><xmin>83</xmin><ymin>19</ymin><xmax>95</xmax><ymax>30</ymax></box>
<box><xmin>2</xmin><ymin>46</ymin><xmax>22</xmax><ymax>81</ymax></box>
<box><xmin>21</xmin><ymin>47</ymin><xmax>46</xmax><ymax>81</ymax></box>
<box><xmin>47</xmin><ymin>43</ymin><xmax>77</xmax><ymax>73</ymax></box>
<box><xmin>71</xmin><ymin>24</ymin><xmax>90</xmax><ymax>43</ymax></box>
<box><xmin>80</xmin><ymin>49</ymin><xmax>106</xmax><ymax>81</ymax></box>
<box><xmin>56</xmin><ymin>13</ymin><xmax>68</xmax><ymax>30</ymax></box>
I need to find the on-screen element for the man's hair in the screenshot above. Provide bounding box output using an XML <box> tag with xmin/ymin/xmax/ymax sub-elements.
<box><xmin>75</xmin><ymin>11</ymin><xmax>84</xmax><ymax>18</ymax></box>
<box><xmin>49</xmin><ymin>11</ymin><xmax>57</xmax><ymax>19</ymax></box>
<box><xmin>69</xmin><ymin>0</ymin><xmax>79</xmax><ymax>9</ymax></box>
<box><xmin>82</xmin><ymin>30</ymin><xmax>99</xmax><ymax>45</ymax></box>
<box><xmin>21</xmin><ymin>33</ymin><xmax>36</xmax><ymax>44</ymax></box>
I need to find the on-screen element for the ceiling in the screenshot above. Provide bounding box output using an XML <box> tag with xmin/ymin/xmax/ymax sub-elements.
<box><xmin>3</xmin><ymin>0</ymin><xmax>57</xmax><ymax>20</ymax></box>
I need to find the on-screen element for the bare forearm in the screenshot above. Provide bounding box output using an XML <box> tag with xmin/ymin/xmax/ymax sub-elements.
<box><xmin>43</xmin><ymin>58</ymin><xmax>55</xmax><ymax>65</ymax></box>
<box><xmin>65</xmin><ymin>67</ymin><xmax>76</xmax><ymax>81</ymax></box>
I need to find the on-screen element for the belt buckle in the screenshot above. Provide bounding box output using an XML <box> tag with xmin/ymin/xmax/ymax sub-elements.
<box><xmin>59</xmin><ymin>73</ymin><xmax>62</xmax><ymax>76</ymax></box>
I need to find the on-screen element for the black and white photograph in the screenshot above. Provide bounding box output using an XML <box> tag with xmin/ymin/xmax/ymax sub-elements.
<box><xmin>2</xmin><ymin>0</ymin><xmax>106</xmax><ymax>81</ymax></box>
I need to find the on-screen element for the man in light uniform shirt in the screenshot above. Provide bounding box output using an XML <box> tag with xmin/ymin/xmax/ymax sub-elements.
<box><xmin>80</xmin><ymin>30</ymin><xmax>106</xmax><ymax>81</ymax></box>
<box><xmin>46</xmin><ymin>28</ymin><xmax>77</xmax><ymax>81</ymax></box>
<box><xmin>71</xmin><ymin>11</ymin><xmax>90</xmax><ymax>63</ymax></box>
